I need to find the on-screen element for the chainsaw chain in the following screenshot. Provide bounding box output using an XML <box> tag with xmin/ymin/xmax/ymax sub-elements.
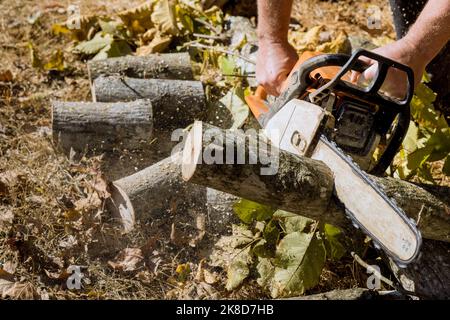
<box><xmin>320</xmin><ymin>135</ymin><xmax>422</xmax><ymax>268</ymax></box>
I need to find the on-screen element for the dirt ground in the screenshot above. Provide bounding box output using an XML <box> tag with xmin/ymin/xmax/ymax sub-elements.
<box><xmin>0</xmin><ymin>0</ymin><xmax>404</xmax><ymax>300</ymax></box>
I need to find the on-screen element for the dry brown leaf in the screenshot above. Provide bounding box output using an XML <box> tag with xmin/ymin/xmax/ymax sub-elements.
<box><xmin>0</xmin><ymin>208</ymin><xmax>14</xmax><ymax>232</ymax></box>
<box><xmin>0</xmin><ymin>170</ymin><xmax>25</xmax><ymax>196</ymax></box>
<box><xmin>136</xmin><ymin>35</ymin><xmax>172</xmax><ymax>55</ymax></box>
<box><xmin>108</xmin><ymin>248</ymin><xmax>144</xmax><ymax>272</ymax></box>
<box><xmin>74</xmin><ymin>192</ymin><xmax>102</xmax><ymax>212</ymax></box>
<box><xmin>58</xmin><ymin>235</ymin><xmax>78</xmax><ymax>249</ymax></box>
<box><xmin>151</xmin><ymin>0</ymin><xmax>179</xmax><ymax>35</ymax></box>
<box><xmin>91</xmin><ymin>174</ymin><xmax>110</xmax><ymax>199</ymax></box>
<box><xmin>141</xmin><ymin>28</ymin><xmax>158</xmax><ymax>44</ymax></box>
<box><xmin>0</xmin><ymin>279</ymin><xmax>37</xmax><ymax>299</ymax></box>
<box><xmin>0</xmin><ymin>70</ymin><xmax>13</xmax><ymax>82</ymax></box>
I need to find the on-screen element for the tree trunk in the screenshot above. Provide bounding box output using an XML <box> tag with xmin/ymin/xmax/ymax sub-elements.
<box><xmin>92</xmin><ymin>76</ymin><xmax>205</xmax><ymax>129</ymax></box>
<box><xmin>87</xmin><ymin>52</ymin><xmax>194</xmax><ymax>82</ymax></box>
<box><xmin>52</xmin><ymin>100</ymin><xmax>153</xmax><ymax>153</ymax></box>
<box><xmin>181</xmin><ymin>121</ymin><xmax>450</xmax><ymax>243</ymax></box>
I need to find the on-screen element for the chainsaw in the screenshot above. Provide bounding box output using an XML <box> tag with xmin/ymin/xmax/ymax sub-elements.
<box><xmin>245</xmin><ymin>48</ymin><xmax>422</xmax><ymax>266</ymax></box>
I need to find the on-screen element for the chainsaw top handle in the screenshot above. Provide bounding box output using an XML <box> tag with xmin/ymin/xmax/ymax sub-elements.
<box><xmin>310</xmin><ymin>48</ymin><xmax>415</xmax><ymax>109</ymax></box>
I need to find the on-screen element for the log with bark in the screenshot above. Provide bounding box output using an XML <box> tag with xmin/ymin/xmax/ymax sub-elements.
<box><xmin>92</xmin><ymin>76</ymin><xmax>206</xmax><ymax>129</ymax></box>
<box><xmin>181</xmin><ymin>121</ymin><xmax>450</xmax><ymax>243</ymax></box>
<box><xmin>107</xmin><ymin>152</ymin><xmax>206</xmax><ymax>232</ymax></box>
<box><xmin>52</xmin><ymin>100</ymin><xmax>153</xmax><ymax>153</ymax></box>
<box><xmin>87</xmin><ymin>52</ymin><xmax>194</xmax><ymax>82</ymax></box>
<box><xmin>106</xmin><ymin>151</ymin><xmax>240</xmax><ymax>235</ymax></box>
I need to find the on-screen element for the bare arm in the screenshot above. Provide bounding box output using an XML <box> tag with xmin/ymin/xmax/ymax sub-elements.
<box><xmin>256</xmin><ymin>0</ymin><xmax>297</xmax><ymax>96</ymax></box>
<box><xmin>257</xmin><ymin>0</ymin><xmax>293</xmax><ymax>43</ymax></box>
<box><xmin>403</xmin><ymin>0</ymin><xmax>450</xmax><ymax>65</ymax></box>
<box><xmin>360</xmin><ymin>0</ymin><xmax>450</xmax><ymax>95</ymax></box>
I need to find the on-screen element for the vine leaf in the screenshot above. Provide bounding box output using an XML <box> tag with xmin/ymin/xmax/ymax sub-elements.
<box><xmin>210</xmin><ymin>224</ymin><xmax>254</xmax><ymax>290</ymax></box>
<box><xmin>258</xmin><ymin>231</ymin><xmax>326</xmax><ymax>298</ymax></box>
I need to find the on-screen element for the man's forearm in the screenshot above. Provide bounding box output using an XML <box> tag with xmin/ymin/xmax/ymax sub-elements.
<box><xmin>257</xmin><ymin>0</ymin><xmax>293</xmax><ymax>43</ymax></box>
<box><xmin>403</xmin><ymin>0</ymin><xmax>450</xmax><ymax>63</ymax></box>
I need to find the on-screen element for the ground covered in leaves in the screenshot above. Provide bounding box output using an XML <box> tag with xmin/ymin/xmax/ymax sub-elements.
<box><xmin>0</xmin><ymin>0</ymin><xmax>448</xmax><ymax>300</ymax></box>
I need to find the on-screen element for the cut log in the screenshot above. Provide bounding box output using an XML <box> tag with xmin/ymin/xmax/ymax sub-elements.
<box><xmin>87</xmin><ymin>52</ymin><xmax>194</xmax><ymax>82</ymax></box>
<box><xmin>181</xmin><ymin>121</ymin><xmax>450</xmax><ymax>243</ymax></box>
<box><xmin>52</xmin><ymin>100</ymin><xmax>153</xmax><ymax>153</ymax></box>
<box><xmin>182</xmin><ymin>121</ymin><xmax>335</xmax><ymax>216</ymax></box>
<box><xmin>107</xmin><ymin>152</ymin><xmax>207</xmax><ymax>232</ymax></box>
<box><xmin>92</xmin><ymin>76</ymin><xmax>205</xmax><ymax>129</ymax></box>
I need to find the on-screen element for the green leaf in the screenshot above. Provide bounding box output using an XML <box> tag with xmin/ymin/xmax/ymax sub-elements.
<box><xmin>233</xmin><ymin>199</ymin><xmax>274</xmax><ymax>224</ymax></box>
<box><xmin>407</xmin><ymin>145</ymin><xmax>433</xmax><ymax>171</ymax></box>
<box><xmin>219</xmin><ymin>87</ymin><xmax>249</xmax><ymax>129</ymax></box>
<box><xmin>443</xmin><ymin>156</ymin><xmax>450</xmax><ymax>176</ymax></box>
<box><xmin>218</xmin><ymin>55</ymin><xmax>236</xmax><ymax>76</ymax></box>
<box><xmin>263</xmin><ymin>219</ymin><xmax>280</xmax><ymax>245</ymax></box>
<box><xmin>74</xmin><ymin>33</ymin><xmax>114</xmax><ymax>55</ymax></box>
<box><xmin>322</xmin><ymin>224</ymin><xmax>346</xmax><ymax>260</ymax></box>
<box><xmin>268</xmin><ymin>231</ymin><xmax>326</xmax><ymax>298</ymax></box>
<box><xmin>273</xmin><ymin>210</ymin><xmax>314</xmax><ymax>234</ymax></box>
<box><xmin>252</xmin><ymin>239</ymin><xmax>274</xmax><ymax>258</ymax></box>
<box><xmin>90</xmin><ymin>39</ymin><xmax>132</xmax><ymax>61</ymax></box>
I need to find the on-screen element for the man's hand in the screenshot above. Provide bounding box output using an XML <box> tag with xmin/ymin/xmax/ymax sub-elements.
<box><xmin>256</xmin><ymin>40</ymin><xmax>298</xmax><ymax>96</ymax></box>
<box><xmin>352</xmin><ymin>38</ymin><xmax>426</xmax><ymax>99</ymax></box>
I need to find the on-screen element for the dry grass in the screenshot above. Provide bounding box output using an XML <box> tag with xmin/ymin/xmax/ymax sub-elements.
<box><xmin>0</xmin><ymin>0</ymin><xmax>408</xmax><ymax>300</ymax></box>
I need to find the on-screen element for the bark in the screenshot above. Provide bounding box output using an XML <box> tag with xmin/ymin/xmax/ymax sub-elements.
<box><xmin>92</xmin><ymin>76</ymin><xmax>205</xmax><ymax>129</ymax></box>
<box><xmin>181</xmin><ymin>121</ymin><xmax>450</xmax><ymax>243</ymax></box>
<box><xmin>389</xmin><ymin>239</ymin><xmax>450</xmax><ymax>299</ymax></box>
<box><xmin>182</xmin><ymin>121</ymin><xmax>335</xmax><ymax>217</ymax></box>
<box><xmin>87</xmin><ymin>52</ymin><xmax>194</xmax><ymax>81</ymax></box>
<box><xmin>52</xmin><ymin>100</ymin><xmax>153</xmax><ymax>153</ymax></box>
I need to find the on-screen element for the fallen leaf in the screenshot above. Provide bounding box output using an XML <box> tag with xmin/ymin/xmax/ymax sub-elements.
<box><xmin>0</xmin><ymin>279</ymin><xmax>37</xmax><ymax>299</ymax></box>
<box><xmin>136</xmin><ymin>35</ymin><xmax>172</xmax><ymax>55</ymax></box>
<box><xmin>0</xmin><ymin>170</ymin><xmax>25</xmax><ymax>196</ymax></box>
<box><xmin>58</xmin><ymin>235</ymin><xmax>78</xmax><ymax>249</ymax></box>
<box><xmin>151</xmin><ymin>0</ymin><xmax>179</xmax><ymax>35</ymax></box>
<box><xmin>0</xmin><ymin>208</ymin><xmax>14</xmax><ymax>232</ymax></box>
<box><xmin>74</xmin><ymin>192</ymin><xmax>102</xmax><ymax>212</ymax></box>
<box><xmin>108</xmin><ymin>248</ymin><xmax>143</xmax><ymax>272</ymax></box>
<box><xmin>0</xmin><ymin>70</ymin><xmax>13</xmax><ymax>82</ymax></box>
